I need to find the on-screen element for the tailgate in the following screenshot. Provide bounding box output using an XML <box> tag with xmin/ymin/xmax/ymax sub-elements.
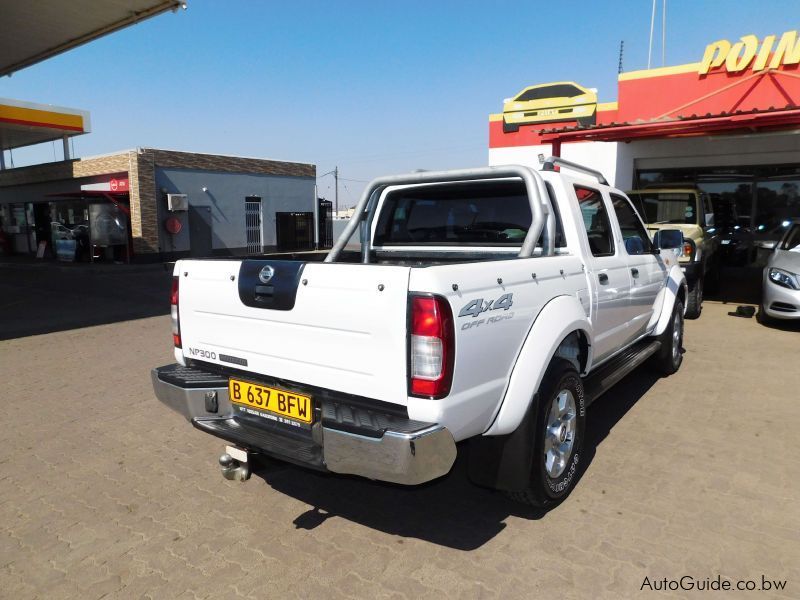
<box><xmin>177</xmin><ymin>259</ymin><xmax>412</xmax><ymax>405</ymax></box>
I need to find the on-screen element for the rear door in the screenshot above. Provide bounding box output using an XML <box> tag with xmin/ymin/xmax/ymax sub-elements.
<box><xmin>177</xmin><ymin>259</ymin><xmax>412</xmax><ymax>405</ymax></box>
<box><xmin>572</xmin><ymin>185</ymin><xmax>632</xmax><ymax>362</ymax></box>
<box><xmin>610</xmin><ymin>193</ymin><xmax>666</xmax><ymax>341</ymax></box>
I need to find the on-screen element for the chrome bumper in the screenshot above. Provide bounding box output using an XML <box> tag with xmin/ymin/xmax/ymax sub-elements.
<box><xmin>150</xmin><ymin>368</ymin><xmax>232</xmax><ymax>420</ymax></box>
<box><xmin>322</xmin><ymin>425</ymin><xmax>456</xmax><ymax>486</ymax></box>
<box><xmin>151</xmin><ymin>366</ymin><xmax>457</xmax><ymax>486</ymax></box>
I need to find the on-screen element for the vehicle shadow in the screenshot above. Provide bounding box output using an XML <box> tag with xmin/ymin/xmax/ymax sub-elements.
<box><xmin>0</xmin><ymin>262</ymin><xmax>172</xmax><ymax>340</ymax></box>
<box><xmin>249</xmin><ymin>368</ymin><xmax>662</xmax><ymax>550</ymax></box>
<box><xmin>705</xmin><ymin>265</ymin><xmax>762</xmax><ymax>305</ymax></box>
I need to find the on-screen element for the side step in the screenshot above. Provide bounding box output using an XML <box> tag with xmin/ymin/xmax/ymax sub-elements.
<box><xmin>583</xmin><ymin>339</ymin><xmax>661</xmax><ymax>406</ymax></box>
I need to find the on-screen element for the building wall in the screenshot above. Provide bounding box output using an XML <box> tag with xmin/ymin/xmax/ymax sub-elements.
<box><xmin>489</xmin><ymin>141</ymin><xmax>623</xmax><ymax>186</ymax></box>
<box><xmin>154</xmin><ymin>167</ymin><xmax>316</xmax><ymax>254</ymax></box>
<box><xmin>0</xmin><ymin>148</ymin><xmax>316</xmax><ymax>260</ymax></box>
<box><xmin>489</xmin><ymin>130</ymin><xmax>800</xmax><ymax>190</ymax></box>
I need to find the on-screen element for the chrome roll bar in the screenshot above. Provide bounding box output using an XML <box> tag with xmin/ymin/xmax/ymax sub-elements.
<box><xmin>324</xmin><ymin>165</ymin><xmax>554</xmax><ymax>264</ymax></box>
<box><xmin>541</xmin><ymin>156</ymin><xmax>608</xmax><ymax>185</ymax></box>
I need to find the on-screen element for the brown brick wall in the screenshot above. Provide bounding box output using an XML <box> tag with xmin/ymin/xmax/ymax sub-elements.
<box><xmin>0</xmin><ymin>149</ymin><xmax>314</xmax><ymax>188</ymax></box>
<box><xmin>129</xmin><ymin>150</ymin><xmax>159</xmax><ymax>255</ymax></box>
<box><xmin>0</xmin><ymin>153</ymin><xmax>130</xmax><ymax>187</ymax></box>
<box><xmin>148</xmin><ymin>149</ymin><xmax>315</xmax><ymax>178</ymax></box>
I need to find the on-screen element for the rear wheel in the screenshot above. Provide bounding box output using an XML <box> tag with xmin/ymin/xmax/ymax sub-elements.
<box><xmin>685</xmin><ymin>276</ymin><xmax>703</xmax><ymax>319</ymax></box>
<box><xmin>506</xmin><ymin>359</ymin><xmax>586</xmax><ymax>507</ymax></box>
<box><xmin>651</xmin><ymin>299</ymin><xmax>684</xmax><ymax>375</ymax></box>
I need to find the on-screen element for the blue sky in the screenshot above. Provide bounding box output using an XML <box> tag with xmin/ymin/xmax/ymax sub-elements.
<box><xmin>1</xmin><ymin>0</ymin><xmax>797</xmax><ymax>206</ymax></box>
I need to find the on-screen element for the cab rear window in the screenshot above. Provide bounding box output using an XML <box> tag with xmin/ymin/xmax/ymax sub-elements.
<box><xmin>373</xmin><ymin>181</ymin><xmax>565</xmax><ymax>247</ymax></box>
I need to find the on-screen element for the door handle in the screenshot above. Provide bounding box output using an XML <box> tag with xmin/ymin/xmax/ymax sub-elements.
<box><xmin>598</xmin><ymin>273</ymin><xmax>609</xmax><ymax>284</ymax></box>
<box><xmin>631</xmin><ymin>268</ymin><xmax>639</xmax><ymax>278</ymax></box>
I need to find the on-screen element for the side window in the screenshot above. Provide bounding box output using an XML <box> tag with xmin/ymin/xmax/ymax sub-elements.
<box><xmin>575</xmin><ymin>186</ymin><xmax>614</xmax><ymax>257</ymax></box>
<box><xmin>544</xmin><ymin>182</ymin><xmax>567</xmax><ymax>247</ymax></box>
<box><xmin>611</xmin><ymin>193</ymin><xmax>653</xmax><ymax>255</ymax></box>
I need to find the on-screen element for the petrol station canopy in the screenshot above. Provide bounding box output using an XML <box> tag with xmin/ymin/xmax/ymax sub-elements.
<box><xmin>0</xmin><ymin>0</ymin><xmax>184</xmax><ymax>155</ymax></box>
<box><xmin>0</xmin><ymin>97</ymin><xmax>91</xmax><ymax>152</ymax></box>
<box><xmin>0</xmin><ymin>0</ymin><xmax>185</xmax><ymax>77</ymax></box>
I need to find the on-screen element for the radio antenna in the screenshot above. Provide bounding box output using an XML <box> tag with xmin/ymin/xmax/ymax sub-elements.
<box><xmin>662</xmin><ymin>0</ymin><xmax>667</xmax><ymax>65</ymax></box>
<box><xmin>618</xmin><ymin>40</ymin><xmax>625</xmax><ymax>73</ymax></box>
<box><xmin>647</xmin><ymin>0</ymin><xmax>656</xmax><ymax>69</ymax></box>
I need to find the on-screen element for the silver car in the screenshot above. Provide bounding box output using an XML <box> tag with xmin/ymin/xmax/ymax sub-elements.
<box><xmin>761</xmin><ymin>220</ymin><xmax>800</xmax><ymax>321</ymax></box>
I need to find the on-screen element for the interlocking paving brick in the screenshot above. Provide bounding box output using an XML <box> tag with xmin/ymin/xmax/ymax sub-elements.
<box><xmin>0</xmin><ymin>304</ymin><xmax>798</xmax><ymax>599</ymax></box>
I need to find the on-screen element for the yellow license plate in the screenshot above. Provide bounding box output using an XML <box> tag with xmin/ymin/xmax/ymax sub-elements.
<box><xmin>228</xmin><ymin>379</ymin><xmax>313</xmax><ymax>424</ymax></box>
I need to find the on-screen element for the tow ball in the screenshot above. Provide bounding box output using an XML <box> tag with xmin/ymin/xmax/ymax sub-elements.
<box><xmin>218</xmin><ymin>446</ymin><xmax>251</xmax><ymax>482</ymax></box>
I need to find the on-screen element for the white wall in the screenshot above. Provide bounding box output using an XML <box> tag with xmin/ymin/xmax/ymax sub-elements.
<box><xmin>489</xmin><ymin>129</ymin><xmax>800</xmax><ymax>191</ymax></box>
<box><xmin>489</xmin><ymin>141</ymin><xmax>622</xmax><ymax>186</ymax></box>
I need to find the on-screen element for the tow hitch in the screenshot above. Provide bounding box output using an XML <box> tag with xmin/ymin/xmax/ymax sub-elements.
<box><xmin>218</xmin><ymin>445</ymin><xmax>251</xmax><ymax>482</ymax></box>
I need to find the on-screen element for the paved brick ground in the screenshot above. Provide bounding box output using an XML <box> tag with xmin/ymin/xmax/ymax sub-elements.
<box><xmin>1</xmin><ymin>302</ymin><xmax>798</xmax><ymax>599</ymax></box>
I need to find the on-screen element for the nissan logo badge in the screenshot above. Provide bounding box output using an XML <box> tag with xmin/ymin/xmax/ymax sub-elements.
<box><xmin>258</xmin><ymin>265</ymin><xmax>275</xmax><ymax>284</ymax></box>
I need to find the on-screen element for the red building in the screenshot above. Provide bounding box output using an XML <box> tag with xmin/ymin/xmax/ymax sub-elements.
<box><xmin>489</xmin><ymin>30</ymin><xmax>800</xmax><ymax>246</ymax></box>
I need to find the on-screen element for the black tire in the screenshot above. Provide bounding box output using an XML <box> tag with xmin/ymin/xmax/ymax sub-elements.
<box><xmin>506</xmin><ymin>359</ymin><xmax>586</xmax><ymax>507</ymax></box>
<box><xmin>685</xmin><ymin>276</ymin><xmax>703</xmax><ymax>319</ymax></box>
<box><xmin>651</xmin><ymin>299</ymin><xmax>685</xmax><ymax>375</ymax></box>
<box><xmin>757</xmin><ymin>303</ymin><xmax>773</xmax><ymax>326</ymax></box>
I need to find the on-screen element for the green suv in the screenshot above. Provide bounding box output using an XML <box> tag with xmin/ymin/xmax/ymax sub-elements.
<box><xmin>627</xmin><ymin>188</ymin><xmax>720</xmax><ymax>318</ymax></box>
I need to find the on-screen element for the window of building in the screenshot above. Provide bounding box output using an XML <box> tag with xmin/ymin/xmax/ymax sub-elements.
<box><xmin>634</xmin><ymin>164</ymin><xmax>800</xmax><ymax>240</ymax></box>
<box><xmin>574</xmin><ymin>186</ymin><xmax>614</xmax><ymax>257</ymax></box>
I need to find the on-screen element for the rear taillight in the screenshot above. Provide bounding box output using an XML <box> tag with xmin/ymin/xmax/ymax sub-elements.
<box><xmin>171</xmin><ymin>276</ymin><xmax>181</xmax><ymax>348</ymax></box>
<box><xmin>409</xmin><ymin>295</ymin><xmax>454</xmax><ymax>398</ymax></box>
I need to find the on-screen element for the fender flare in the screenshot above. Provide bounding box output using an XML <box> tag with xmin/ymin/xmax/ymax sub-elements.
<box><xmin>483</xmin><ymin>294</ymin><xmax>593</xmax><ymax>437</ymax></box>
<box><xmin>653</xmin><ymin>264</ymin><xmax>688</xmax><ymax>336</ymax></box>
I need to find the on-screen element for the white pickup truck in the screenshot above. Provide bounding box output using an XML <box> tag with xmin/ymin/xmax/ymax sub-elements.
<box><xmin>152</xmin><ymin>158</ymin><xmax>688</xmax><ymax>507</ymax></box>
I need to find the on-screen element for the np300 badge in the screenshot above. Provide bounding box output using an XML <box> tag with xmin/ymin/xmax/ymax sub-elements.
<box><xmin>258</xmin><ymin>265</ymin><xmax>275</xmax><ymax>284</ymax></box>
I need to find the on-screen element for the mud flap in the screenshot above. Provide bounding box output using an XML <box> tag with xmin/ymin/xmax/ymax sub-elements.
<box><xmin>467</xmin><ymin>393</ymin><xmax>539</xmax><ymax>492</ymax></box>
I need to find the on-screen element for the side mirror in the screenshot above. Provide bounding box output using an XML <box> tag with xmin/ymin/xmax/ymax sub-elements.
<box><xmin>653</xmin><ymin>229</ymin><xmax>684</xmax><ymax>254</ymax></box>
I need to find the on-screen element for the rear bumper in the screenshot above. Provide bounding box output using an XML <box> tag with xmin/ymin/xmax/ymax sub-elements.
<box><xmin>151</xmin><ymin>364</ymin><xmax>457</xmax><ymax>486</ymax></box>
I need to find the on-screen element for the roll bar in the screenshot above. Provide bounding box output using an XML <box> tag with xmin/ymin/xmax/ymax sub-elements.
<box><xmin>541</xmin><ymin>156</ymin><xmax>608</xmax><ymax>185</ymax></box>
<box><xmin>324</xmin><ymin>165</ymin><xmax>555</xmax><ymax>264</ymax></box>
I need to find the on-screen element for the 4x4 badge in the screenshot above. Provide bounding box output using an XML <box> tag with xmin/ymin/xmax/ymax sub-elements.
<box><xmin>459</xmin><ymin>293</ymin><xmax>513</xmax><ymax>318</ymax></box>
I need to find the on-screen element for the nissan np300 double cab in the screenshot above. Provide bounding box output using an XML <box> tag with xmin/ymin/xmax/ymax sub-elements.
<box><xmin>152</xmin><ymin>159</ymin><xmax>688</xmax><ymax>508</ymax></box>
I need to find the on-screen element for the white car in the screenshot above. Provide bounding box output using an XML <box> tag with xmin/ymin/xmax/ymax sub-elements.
<box><xmin>761</xmin><ymin>220</ymin><xmax>800</xmax><ymax>321</ymax></box>
<box><xmin>151</xmin><ymin>159</ymin><xmax>687</xmax><ymax>508</ymax></box>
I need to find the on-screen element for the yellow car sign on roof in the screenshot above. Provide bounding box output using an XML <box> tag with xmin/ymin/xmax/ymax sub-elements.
<box><xmin>502</xmin><ymin>81</ymin><xmax>597</xmax><ymax>133</ymax></box>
